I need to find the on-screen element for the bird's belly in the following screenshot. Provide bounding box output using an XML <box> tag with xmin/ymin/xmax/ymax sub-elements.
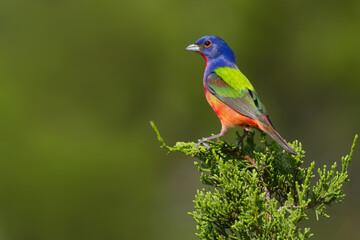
<box><xmin>205</xmin><ymin>90</ymin><xmax>259</xmax><ymax>128</ymax></box>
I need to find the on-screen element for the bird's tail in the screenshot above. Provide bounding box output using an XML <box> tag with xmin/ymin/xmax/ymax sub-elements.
<box><xmin>258</xmin><ymin>118</ymin><xmax>297</xmax><ymax>155</ymax></box>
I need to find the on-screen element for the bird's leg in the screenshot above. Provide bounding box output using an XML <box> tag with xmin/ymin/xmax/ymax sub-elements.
<box><xmin>195</xmin><ymin>126</ymin><xmax>227</xmax><ymax>150</ymax></box>
<box><xmin>237</xmin><ymin>126</ymin><xmax>252</xmax><ymax>151</ymax></box>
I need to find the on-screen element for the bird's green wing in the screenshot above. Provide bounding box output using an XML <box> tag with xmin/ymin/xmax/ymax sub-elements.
<box><xmin>206</xmin><ymin>67</ymin><xmax>270</xmax><ymax>124</ymax></box>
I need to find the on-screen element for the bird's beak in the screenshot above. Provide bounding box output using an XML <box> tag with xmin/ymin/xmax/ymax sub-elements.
<box><xmin>185</xmin><ymin>43</ymin><xmax>201</xmax><ymax>52</ymax></box>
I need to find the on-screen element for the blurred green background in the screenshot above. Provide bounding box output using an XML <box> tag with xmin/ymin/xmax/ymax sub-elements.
<box><xmin>0</xmin><ymin>0</ymin><xmax>359</xmax><ymax>239</ymax></box>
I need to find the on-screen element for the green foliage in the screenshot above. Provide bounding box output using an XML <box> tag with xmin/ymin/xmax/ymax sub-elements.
<box><xmin>151</xmin><ymin>121</ymin><xmax>357</xmax><ymax>240</ymax></box>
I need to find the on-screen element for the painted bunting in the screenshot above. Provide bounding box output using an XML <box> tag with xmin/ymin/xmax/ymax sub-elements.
<box><xmin>186</xmin><ymin>35</ymin><xmax>297</xmax><ymax>155</ymax></box>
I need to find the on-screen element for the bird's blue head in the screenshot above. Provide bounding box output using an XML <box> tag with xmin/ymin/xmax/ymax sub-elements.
<box><xmin>186</xmin><ymin>35</ymin><xmax>236</xmax><ymax>63</ymax></box>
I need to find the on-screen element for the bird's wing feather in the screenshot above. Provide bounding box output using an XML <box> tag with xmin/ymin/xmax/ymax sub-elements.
<box><xmin>206</xmin><ymin>67</ymin><xmax>270</xmax><ymax>126</ymax></box>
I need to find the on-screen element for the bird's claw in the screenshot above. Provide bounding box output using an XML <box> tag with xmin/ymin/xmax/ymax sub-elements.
<box><xmin>237</xmin><ymin>141</ymin><xmax>242</xmax><ymax>152</ymax></box>
<box><xmin>236</xmin><ymin>129</ymin><xmax>249</xmax><ymax>152</ymax></box>
<box><xmin>195</xmin><ymin>140</ymin><xmax>211</xmax><ymax>150</ymax></box>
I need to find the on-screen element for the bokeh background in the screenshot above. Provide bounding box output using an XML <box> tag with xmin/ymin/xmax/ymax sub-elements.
<box><xmin>0</xmin><ymin>0</ymin><xmax>359</xmax><ymax>239</ymax></box>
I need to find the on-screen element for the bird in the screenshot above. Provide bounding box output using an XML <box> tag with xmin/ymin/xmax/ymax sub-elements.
<box><xmin>186</xmin><ymin>35</ymin><xmax>297</xmax><ymax>155</ymax></box>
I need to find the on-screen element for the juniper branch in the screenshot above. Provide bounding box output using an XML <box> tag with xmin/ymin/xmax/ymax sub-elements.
<box><xmin>151</xmin><ymin>121</ymin><xmax>357</xmax><ymax>239</ymax></box>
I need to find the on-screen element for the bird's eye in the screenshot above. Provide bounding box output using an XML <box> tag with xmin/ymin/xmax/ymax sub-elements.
<box><xmin>204</xmin><ymin>40</ymin><xmax>212</xmax><ymax>48</ymax></box>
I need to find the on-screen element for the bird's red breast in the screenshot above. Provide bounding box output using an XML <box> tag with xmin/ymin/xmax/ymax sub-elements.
<box><xmin>204</xmin><ymin>88</ymin><xmax>260</xmax><ymax>129</ymax></box>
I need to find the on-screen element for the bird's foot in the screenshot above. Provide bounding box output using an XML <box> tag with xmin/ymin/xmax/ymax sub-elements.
<box><xmin>236</xmin><ymin>128</ymin><xmax>250</xmax><ymax>152</ymax></box>
<box><xmin>237</xmin><ymin>140</ymin><xmax>243</xmax><ymax>152</ymax></box>
<box><xmin>195</xmin><ymin>140</ymin><xmax>211</xmax><ymax>150</ymax></box>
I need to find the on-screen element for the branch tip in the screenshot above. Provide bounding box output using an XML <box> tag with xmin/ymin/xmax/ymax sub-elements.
<box><xmin>149</xmin><ymin>121</ymin><xmax>170</xmax><ymax>150</ymax></box>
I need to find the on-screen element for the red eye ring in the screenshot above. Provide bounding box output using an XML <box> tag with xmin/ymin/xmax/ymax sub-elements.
<box><xmin>204</xmin><ymin>40</ymin><xmax>212</xmax><ymax>48</ymax></box>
